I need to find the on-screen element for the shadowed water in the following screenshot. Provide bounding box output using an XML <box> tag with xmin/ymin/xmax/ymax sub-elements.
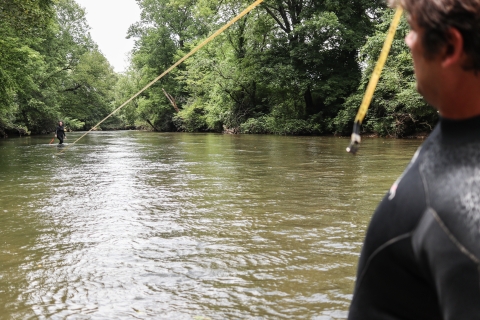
<box><xmin>0</xmin><ymin>132</ymin><xmax>422</xmax><ymax>319</ymax></box>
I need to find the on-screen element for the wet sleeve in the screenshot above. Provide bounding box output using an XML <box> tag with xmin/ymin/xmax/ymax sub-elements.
<box><xmin>413</xmin><ymin>209</ymin><xmax>480</xmax><ymax>320</ymax></box>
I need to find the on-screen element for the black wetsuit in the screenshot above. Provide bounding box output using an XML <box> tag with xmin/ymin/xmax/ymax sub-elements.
<box><xmin>55</xmin><ymin>125</ymin><xmax>66</xmax><ymax>144</ymax></box>
<box><xmin>349</xmin><ymin>115</ymin><xmax>480</xmax><ymax>320</ymax></box>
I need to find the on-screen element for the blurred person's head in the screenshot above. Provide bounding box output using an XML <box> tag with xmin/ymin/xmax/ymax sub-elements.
<box><xmin>393</xmin><ymin>0</ymin><xmax>480</xmax><ymax>71</ymax></box>
<box><xmin>391</xmin><ymin>0</ymin><xmax>480</xmax><ymax>117</ymax></box>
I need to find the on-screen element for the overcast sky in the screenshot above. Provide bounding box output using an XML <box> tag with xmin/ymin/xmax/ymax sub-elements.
<box><xmin>75</xmin><ymin>0</ymin><xmax>141</xmax><ymax>73</ymax></box>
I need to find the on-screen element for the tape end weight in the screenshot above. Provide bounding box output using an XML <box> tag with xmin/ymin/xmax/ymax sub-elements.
<box><xmin>347</xmin><ymin>123</ymin><xmax>361</xmax><ymax>155</ymax></box>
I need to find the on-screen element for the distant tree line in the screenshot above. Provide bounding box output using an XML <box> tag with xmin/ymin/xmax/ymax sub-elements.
<box><xmin>0</xmin><ymin>0</ymin><xmax>438</xmax><ymax>138</ymax></box>
<box><xmin>120</xmin><ymin>0</ymin><xmax>437</xmax><ymax>137</ymax></box>
<box><xmin>0</xmin><ymin>0</ymin><xmax>116</xmax><ymax>137</ymax></box>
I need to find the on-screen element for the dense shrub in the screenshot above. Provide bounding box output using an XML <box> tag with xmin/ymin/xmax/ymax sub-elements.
<box><xmin>240</xmin><ymin>115</ymin><xmax>322</xmax><ymax>135</ymax></box>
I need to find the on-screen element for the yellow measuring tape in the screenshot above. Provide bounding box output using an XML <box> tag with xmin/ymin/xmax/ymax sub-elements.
<box><xmin>347</xmin><ymin>7</ymin><xmax>404</xmax><ymax>154</ymax></box>
<box><xmin>58</xmin><ymin>0</ymin><xmax>265</xmax><ymax>155</ymax></box>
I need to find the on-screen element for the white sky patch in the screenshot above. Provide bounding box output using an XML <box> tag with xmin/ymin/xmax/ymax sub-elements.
<box><xmin>75</xmin><ymin>0</ymin><xmax>141</xmax><ymax>73</ymax></box>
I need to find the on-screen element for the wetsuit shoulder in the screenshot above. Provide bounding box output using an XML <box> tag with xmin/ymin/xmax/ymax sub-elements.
<box><xmin>411</xmin><ymin>119</ymin><xmax>480</xmax><ymax>319</ymax></box>
<box><xmin>349</xmin><ymin>133</ymin><xmax>440</xmax><ymax>319</ymax></box>
<box><xmin>349</xmin><ymin>117</ymin><xmax>480</xmax><ymax>319</ymax></box>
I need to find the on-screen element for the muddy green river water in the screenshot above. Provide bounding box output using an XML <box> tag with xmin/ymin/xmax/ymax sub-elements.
<box><xmin>0</xmin><ymin>132</ymin><xmax>422</xmax><ymax>319</ymax></box>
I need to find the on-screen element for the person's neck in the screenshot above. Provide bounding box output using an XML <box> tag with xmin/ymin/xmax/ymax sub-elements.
<box><xmin>437</xmin><ymin>72</ymin><xmax>480</xmax><ymax>120</ymax></box>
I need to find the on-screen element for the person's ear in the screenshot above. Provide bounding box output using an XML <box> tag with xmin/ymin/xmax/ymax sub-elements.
<box><xmin>442</xmin><ymin>27</ymin><xmax>464</xmax><ymax>68</ymax></box>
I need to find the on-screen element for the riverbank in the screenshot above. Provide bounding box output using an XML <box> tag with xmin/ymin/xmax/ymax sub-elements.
<box><xmin>358</xmin><ymin>132</ymin><xmax>429</xmax><ymax>140</ymax></box>
<box><xmin>1</xmin><ymin>127</ymin><xmax>431</xmax><ymax>141</ymax></box>
<box><xmin>0</xmin><ymin>125</ymin><xmax>142</xmax><ymax>139</ymax></box>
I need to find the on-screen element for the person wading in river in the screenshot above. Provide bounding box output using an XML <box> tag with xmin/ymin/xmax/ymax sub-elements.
<box><xmin>348</xmin><ymin>0</ymin><xmax>480</xmax><ymax>319</ymax></box>
<box><xmin>55</xmin><ymin>121</ymin><xmax>67</xmax><ymax>145</ymax></box>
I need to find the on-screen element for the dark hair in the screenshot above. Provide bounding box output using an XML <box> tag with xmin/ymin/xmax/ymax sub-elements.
<box><xmin>394</xmin><ymin>0</ymin><xmax>480</xmax><ymax>71</ymax></box>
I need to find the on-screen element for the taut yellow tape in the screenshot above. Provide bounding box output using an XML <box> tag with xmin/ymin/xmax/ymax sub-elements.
<box><xmin>355</xmin><ymin>7</ymin><xmax>404</xmax><ymax>124</ymax></box>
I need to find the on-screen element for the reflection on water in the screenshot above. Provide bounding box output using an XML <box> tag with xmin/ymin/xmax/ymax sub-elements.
<box><xmin>0</xmin><ymin>132</ymin><xmax>421</xmax><ymax>319</ymax></box>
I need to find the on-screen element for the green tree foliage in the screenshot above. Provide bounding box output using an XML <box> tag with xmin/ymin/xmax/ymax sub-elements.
<box><xmin>60</xmin><ymin>49</ymin><xmax>117</xmax><ymax>130</ymax></box>
<box><xmin>0</xmin><ymin>0</ymin><xmax>116</xmax><ymax>136</ymax></box>
<box><xmin>0</xmin><ymin>0</ymin><xmax>55</xmax><ymax>131</ymax></box>
<box><xmin>259</xmin><ymin>0</ymin><xmax>381</xmax><ymax>118</ymax></box>
<box><xmin>127</xmin><ymin>0</ymin><xmax>210</xmax><ymax>131</ymax></box>
<box><xmin>334</xmin><ymin>9</ymin><xmax>437</xmax><ymax>137</ymax></box>
<box><xmin>113</xmin><ymin>66</ymin><xmax>143</xmax><ymax>128</ymax></box>
<box><xmin>0</xmin><ymin>1</ymin><xmax>438</xmax><ymax>138</ymax></box>
<box><xmin>129</xmin><ymin>0</ymin><xmax>389</xmax><ymax>135</ymax></box>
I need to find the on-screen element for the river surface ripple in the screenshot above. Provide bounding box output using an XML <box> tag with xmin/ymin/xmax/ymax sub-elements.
<box><xmin>0</xmin><ymin>132</ymin><xmax>421</xmax><ymax>319</ymax></box>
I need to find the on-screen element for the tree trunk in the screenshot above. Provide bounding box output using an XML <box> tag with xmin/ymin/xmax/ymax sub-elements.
<box><xmin>304</xmin><ymin>88</ymin><xmax>315</xmax><ymax>116</ymax></box>
<box><xmin>162</xmin><ymin>88</ymin><xmax>179</xmax><ymax>113</ymax></box>
<box><xmin>146</xmin><ymin>119</ymin><xmax>159</xmax><ymax>132</ymax></box>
